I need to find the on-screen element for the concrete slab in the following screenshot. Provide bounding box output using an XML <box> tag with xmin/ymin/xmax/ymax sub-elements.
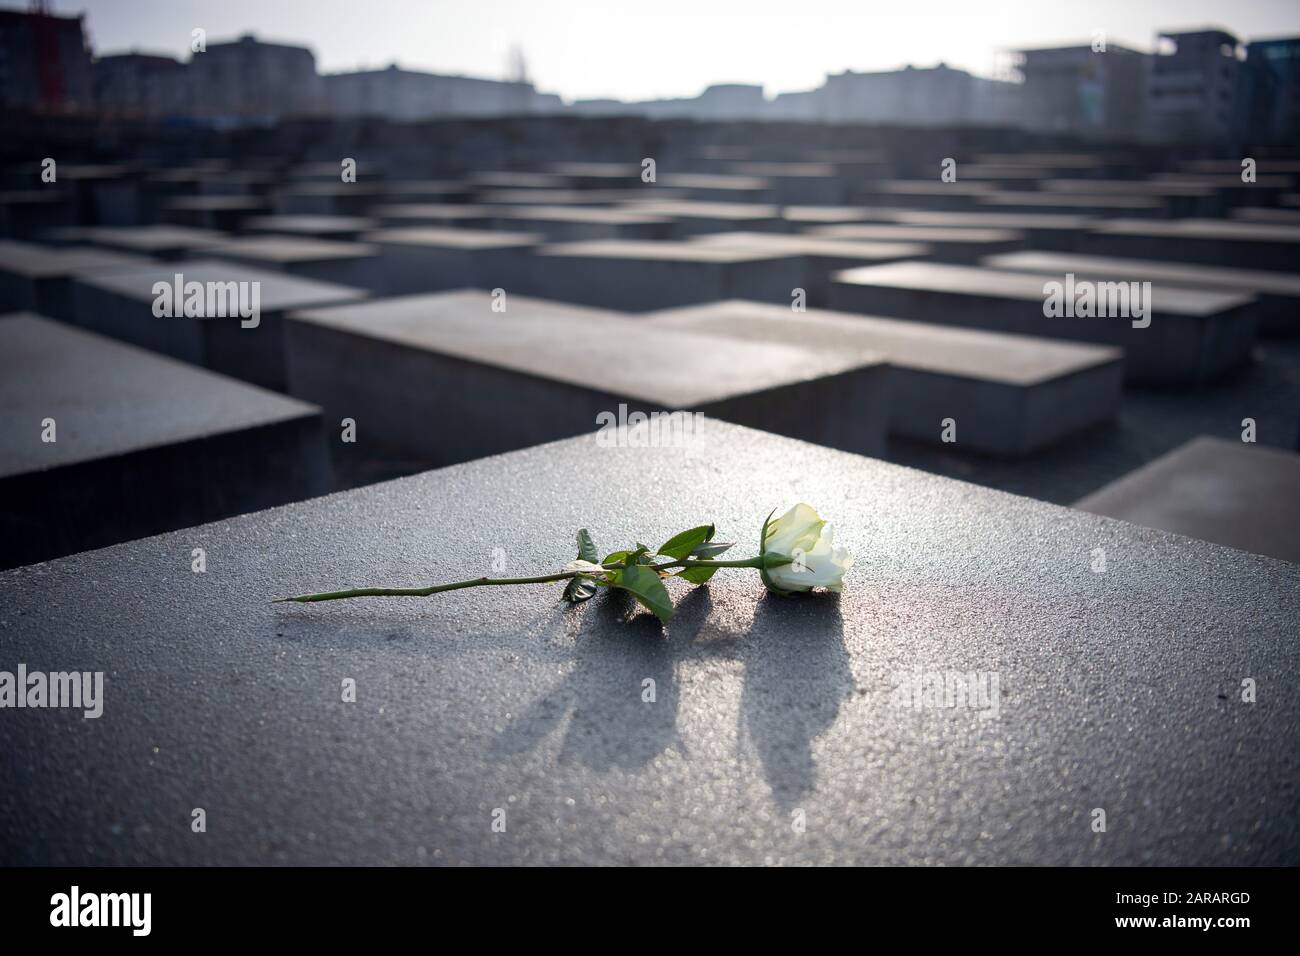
<box><xmin>781</xmin><ymin>205</ymin><xmax>878</xmax><ymax>225</ymax></box>
<box><xmin>983</xmin><ymin>250</ymin><xmax>1300</xmax><ymax>337</ymax></box>
<box><xmin>872</xmin><ymin>210</ymin><xmax>1096</xmax><ymax>251</ymax></box>
<box><xmin>164</xmin><ymin>195</ymin><xmax>270</xmax><ymax>232</ymax></box>
<box><xmin>71</xmin><ymin>258</ymin><xmax>368</xmax><ymax>390</ymax></box>
<box><xmin>272</xmin><ymin>182</ymin><xmax>387</xmax><ymax>216</ymax></box>
<box><xmin>523</xmin><ymin>240</ymin><xmax>806</xmax><ymax>311</ymax></box>
<box><xmin>1178</xmin><ymin>159</ymin><xmax>1300</xmax><ymax>176</ymax></box>
<box><xmin>807</xmin><ymin>223</ymin><xmax>1025</xmax><ymax>262</ymax></box>
<box><xmin>0</xmin><ymin>191</ymin><xmax>78</xmax><ymax>239</ymax></box>
<box><xmin>1148</xmin><ymin>173</ymin><xmax>1292</xmax><ymax>207</ymax></box>
<box><xmin>545</xmin><ymin>162</ymin><xmax>642</xmax><ymax>188</ymax></box>
<box><xmin>45</xmin><ymin>225</ymin><xmax>228</xmax><ymax>261</ymax></box>
<box><xmin>829</xmin><ymin>261</ymin><xmax>1258</xmax><ymax>385</ymax></box>
<box><xmin>687</xmin><ymin>231</ymin><xmax>928</xmax><ymax>306</ymax></box>
<box><xmin>467</xmin><ymin>171</ymin><xmax>572</xmax><ymax>190</ymax></box>
<box><xmin>618</xmin><ymin>200</ymin><xmax>786</xmax><ymax>238</ymax></box>
<box><xmin>974</xmin><ymin>192</ymin><xmax>1168</xmax><ymax>217</ymax></box>
<box><xmin>0</xmin><ymin>313</ymin><xmax>329</xmax><ymax>570</ymax></box>
<box><xmin>45</xmin><ymin>164</ymin><xmax>142</xmax><ymax>225</ymax></box>
<box><xmin>484</xmin><ymin>205</ymin><xmax>673</xmax><ymax>241</ymax></box>
<box><xmin>1038</xmin><ymin>179</ymin><xmax>1216</xmax><ymax>216</ymax></box>
<box><xmin>646</xmin><ymin>299</ymin><xmax>1123</xmax><ymax>456</ymax></box>
<box><xmin>0</xmin><ymin>417</ymin><xmax>1294</xmax><ymax>865</ymax></box>
<box><xmin>285</xmin><ymin>290</ymin><xmax>889</xmax><ymax>463</ymax></box>
<box><xmin>1230</xmin><ymin>207</ymin><xmax>1300</xmax><ymax>225</ymax></box>
<box><xmin>476</xmin><ymin>188</ymin><xmax>628</xmax><ymax>206</ymax></box>
<box><xmin>726</xmin><ymin>162</ymin><xmax>845</xmax><ymax>204</ymax></box>
<box><xmin>379</xmin><ymin>180</ymin><xmax>475</xmax><ymax>204</ymax></box>
<box><xmin>655</xmin><ymin>173</ymin><xmax>772</xmax><ymax>203</ymax></box>
<box><xmin>369</xmin><ymin>204</ymin><xmax>495</xmax><ymax>227</ymax></box>
<box><xmin>1074</xmin><ymin>436</ymin><xmax>1300</xmax><ymax>565</ymax></box>
<box><xmin>243</xmin><ymin>215</ymin><xmax>379</xmax><ymax>241</ymax></box>
<box><xmin>204</xmin><ymin>235</ymin><xmax>383</xmax><ymax>289</ymax></box>
<box><xmin>1080</xmin><ymin>218</ymin><xmax>1300</xmax><ymax>273</ymax></box>
<box><xmin>193</xmin><ymin>169</ymin><xmax>276</xmax><ymax>197</ymax></box>
<box><xmin>0</xmin><ymin>241</ymin><xmax>154</xmax><ymax>321</ymax></box>
<box><xmin>362</xmin><ymin>227</ymin><xmax>541</xmax><ymax>295</ymax></box>
<box><xmin>857</xmin><ymin>180</ymin><xmax>995</xmax><ymax>210</ymax></box>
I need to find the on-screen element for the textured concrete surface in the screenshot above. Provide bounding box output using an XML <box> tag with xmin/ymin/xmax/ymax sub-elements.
<box><xmin>983</xmin><ymin>249</ymin><xmax>1300</xmax><ymax>336</ymax></box>
<box><xmin>883</xmin><ymin>338</ymin><xmax>1300</xmax><ymax>507</ymax></box>
<box><xmin>646</xmin><ymin>300</ymin><xmax>1123</xmax><ymax>456</ymax></box>
<box><xmin>243</xmin><ymin>215</ymin><xmax>378</xmax><ymax>240</ymax></box>
<box><xmin>1</xmin><ymin>418</ymin><xmax>1295</xmax><ymax>865</ymax></box>
<box><xmin>1074</xmin><ymin>436</ymin><xmax>1300</xmax><ymax>564</ymax></box>
<box><xmin>164</xmin><ymin>195</ymin><xmax>270</xmax><ymax>231</ymax></box>
<box><xmin>618</xmin><ymin>200</ymin><xmax>786</xmax><ymax>238</ymax></box>
<box><xmin>526</xmin><ymin>240</ymin><xmax>805</xmax><ymax>311</ymax></box>
<box><xmin>364</xmin><ymin>227</ymin><xmax>541</xmax><ymax>296</ymax></box>
<box><xmin>1080</xmin><ymin>218</ymin><xmax>1300</xmax><ymax>272</ymax></box>
<box><xmin>874</xmin><ymin>210</ymin><xmax>1097</xmax><ymax>251</ymax></box>
<box><xmin>483</xmin><ymin>206</ymin><xmax>673</xmax><ymax>241</ymax></box>
<box><xmin>830</xmin><ymin>261</ymin><xmax>1259</xmax><ymax>385</ymax></box>
<box><xmin>0</xmin><ymin>313</ymin><xmax>330</xmax><ymax>569</ymax></box>
<box><xmin>370</xmin><ymin>204</ymin><xmax>495</xmax><ymax>227</ymax></box>
<box><xmin>0</xmin><ymin>191</ymin><xmax>78</xmax><ymax>239</ymax></box>
<box><xmin>0</xmin><ymin>241</ymin><xmax>153</xmax><ymax>319</ymax></box>
<box><xmin>975</xmin><ymin>192</ymin><xmax>1166</xmax><ymax>217</ymax></box>
<box><xmin>808</xmin><ymin>223</ymin><xmax>1026</xmax><ymax>263</ymax></box>
<box><xmin>205</xmin><ymin>235</ymin><xmax>381</xmax><ymax>287</ymax></box>
<box><xmin>70</xmin><ymin>258</ymin><xmax>368</xmax><ymax>390</ymax></box>
<box><xmin>688</xmin><ymin>231</ymin><xmax>927</xmax><ymax>305</ymax></box>
<box><xmin>47</xmin><ymin>225</ymin><xmax>228</xmax><ymax>260</ymax></box>
<box><xmin>285</xmin><ymin>290</ymin><xmax>890</xmax><ymax>462</ymax></box>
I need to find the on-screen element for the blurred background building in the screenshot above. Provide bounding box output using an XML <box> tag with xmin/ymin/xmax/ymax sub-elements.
<box><xmin>0</xmin><ymin>2</ymin><xmax>1296</xmax><ymax>144</ymax></box>
<box><xmin>0</xmin><ymin>4</ymin><xmax>93</xmax><ymax>114</ymax></box>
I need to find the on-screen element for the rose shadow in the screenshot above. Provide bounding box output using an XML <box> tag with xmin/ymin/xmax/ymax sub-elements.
<box><xmin>490</xmin><ymin>584</ymin><xmax>850</xmax><ymax>808</ymax></box>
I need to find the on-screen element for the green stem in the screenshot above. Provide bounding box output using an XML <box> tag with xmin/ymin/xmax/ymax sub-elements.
<box><xmin>275</xmin><ymin>571</ymin><xmax>581</xmax><ymax>603</ymax></box>
<box><xmin>275</xmin><ymin>555</ymin><xmax>784</xmax><ymax>604</ymax></box>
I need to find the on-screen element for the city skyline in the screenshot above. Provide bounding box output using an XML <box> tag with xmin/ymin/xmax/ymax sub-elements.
<box><xmin>29</xmin><ymin>0</ymin><xmax>1300</xmax><ymax>103</ymax></box>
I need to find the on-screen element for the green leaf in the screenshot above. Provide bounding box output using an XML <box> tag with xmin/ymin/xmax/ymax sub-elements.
<box><xmin>562</xmin><ymin>577</ymin><xmax>599</xmax><ymax>603</ymax></box>
<box><xmin>690</xmin><ymin>540</ymin><xmax>734</xmax><ymax>559</ymax></box>
<box><xmin>677</xmin><ymin>565</ymin><xmax>719</xmax><ymax>585</ymax></box>
<box><xmin>603</xmin><ymin>550</ymin><xmax>630</xmax><ymax>566</ymax></box>
<box><xmin>616</xmin><ymin>564</ymin><xmax>674</xmax><ymax>624</ymax></box>
<box><xmin>575</xmin><ymin>528</ymin><xmax>599</xmax><ymax>565</ymax></box>
<box><xmin>561</xmin><ymin>530</ymin><xmax>602</xmax><ymax>603</ymax></box>
<box><xmin>657</xmin><ymin>524</ymin><xmax>715</xmax><ymax>561</ymax></box>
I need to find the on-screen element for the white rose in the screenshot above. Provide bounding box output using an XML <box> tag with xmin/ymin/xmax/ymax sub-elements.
<box><xmin>761</xmin><ymin>503</ymin><xmax>853</xmax><ymax>594</ymax></box>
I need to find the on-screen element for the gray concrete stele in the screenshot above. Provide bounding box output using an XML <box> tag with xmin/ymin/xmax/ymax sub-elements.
<box><xmin>647</xmin><ymin>299</ymin><xmax>1123</xmax><ymax>456</ymax></box>
<box><xmin>1074</xmin><ymin>435</ymin><xmax>1300</xmax><ymax>565</ymax></box>
<box><xmin>0</xmin><ymin>313</ymin><xmax>330</xmax><ymax>570</ymax></box>
<box><xmin>284</xmin><ymin>289</ymin><xmax>891</xmax><ymax>465</ymax></box>
<box><xmin>70</xmin><ymin>258</ymin><xmax>369</xmax><ymax>391</ymax></box>
<box><xmin>523</xmin><ymin>240</ymin><xmax>806</xmax><ymax>312</ymax></box>
<box><xmin>1</xmin><ymin>418</ymin><xmax>1295</xmax><ymax>864</ymax></box>
<box><xmin>829</xmin><ymin>260</ymin><xmax>1258</xmax><ymax>386</ymax></box>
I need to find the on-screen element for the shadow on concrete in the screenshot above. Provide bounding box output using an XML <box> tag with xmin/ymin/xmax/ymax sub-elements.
<box><xmin>490</xmin><ymin>583</ymin><xmax>850</xmax><ymax>808</ymax></box>
<box><xmin>490</xmin><ymin>588</ymin><xmax>684</xmax><ymax>771</ymax></box>
<box><xmin>740</xmin><ymin>592</ymin><xmax>851</xmax><ymax>811</ymax></box>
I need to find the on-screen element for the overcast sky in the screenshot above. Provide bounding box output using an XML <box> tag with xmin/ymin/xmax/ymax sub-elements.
<box><xmin>31</xmin><ymin>0</ymin><xmax>1300</xmax><ymax>102</ymax></box>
